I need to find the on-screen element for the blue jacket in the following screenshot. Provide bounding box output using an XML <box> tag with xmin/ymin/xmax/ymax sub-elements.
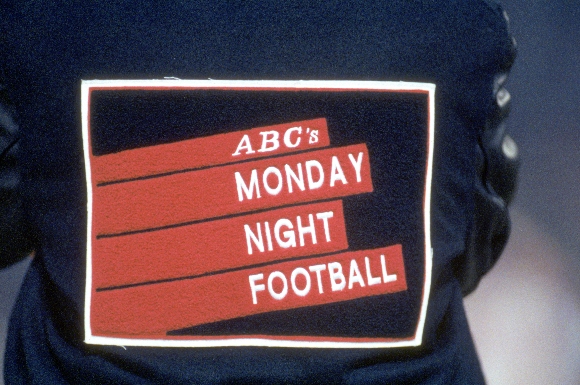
<box><xmin>1</xmin><ymin>1</ymin><xmax>515</xmax><ymax>383</ymax></box>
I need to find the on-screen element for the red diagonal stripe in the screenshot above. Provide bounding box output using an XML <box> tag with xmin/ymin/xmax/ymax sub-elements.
<box><xmin>90</xmin><ymin>245</ymin><xmax>407</xmax><ymax>337</ymax></box>
<box><xmin>92</xmin><ymin>144</ymin><xmax>373</xmax><ymax>236</ymax></box>
<box><xmin>93</xmin><ymin>201</ymin><xmax>348</xmax><ymax>289</ymax></box>
<box><xmin>91</xmin><ymin>118</ymin><xmax>330</xmax><ymax>184</ymax></box>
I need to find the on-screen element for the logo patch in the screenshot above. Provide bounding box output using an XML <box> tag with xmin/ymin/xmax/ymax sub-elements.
<box><xmin>82</xmin><ymin>80</ymin><xmax>434</xmax><ymax>348</ymax></box>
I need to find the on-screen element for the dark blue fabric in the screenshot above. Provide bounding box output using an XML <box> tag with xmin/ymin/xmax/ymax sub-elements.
<box><xmin>2</xmin><ymin>0</ymin><xmax>514</xmax><ymax>383</ymax></box>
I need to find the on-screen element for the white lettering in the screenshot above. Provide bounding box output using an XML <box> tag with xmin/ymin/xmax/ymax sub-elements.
<box><xmin>348</xmin><ymin>259</ymin><xmax>366</xmax><ymax>289</ymax></box>
<box><xmin>249</xmin><ymin>273</ymin><xmax>265</xmax><ymax>304</ymax></box>
<box><xmin>365</xmin><ymin>256</ymin><xmax>381</xmax><ymax>286</ymax></box>
<box><xmin>268</xmin><ymin>271</ymin><xmax>288</xmax><ymax>300</ymax></box>
<box><xmin>232</xmin><ymin>134</ymin><xmax>255</xmax><ymax>156</ymax></box>
<box><xmin>244</xmin><ymin>223</ymin><xmax>264</xmax><ymax>255</ymax></box>
<box><xmin>328</xmin><ymin>262</ymin><xmax>346</xmax><ymax>291</ymax></box>
<box><xmin>309</xmin><ymin>264</ymin><xmax>327</xmax><ymax>294</ymax></box>
<box><xmin>297</xmin><ymin>214</ymin><xmax>317</xmax><ymax>247</ymax></box>
<box><xmin>285</xmin><ymin>163</ymin><xmax>305</xmax><ymax>193</ymax></box>
<box><xmin>348</xmin><ymin>152</ymin><xmax>364</xmax><ymax>182</ymax></box>
<box><xmin>264</xmin><ymin>221</ymin><xmax>273</xmax><ymax>251</ymax></box>
<box><xmin>380</xmin><ymin>254</ymin><xmax>397</xmax><ymax>283</ymax></box>
<box><xmin>309</xmin><ymin>129</ymin><xmax>319</xmax><ymax>144</ymax></box>
<box><xmin>258</xmin><ymin>131</ymin><xmax>280</xmax><ymax>153</ymax></box>
<box><xmin>235</xmin><ymin>151</ymin><xmax>367</xmax><ymax>200</ymax></box>
<box><xmin>250</xmin><ymin>254</ymin><xmax>395</xmax><ymax>305</ymax></box>
<box><xmin>235</xmin><ymin>170</ymin><xmax>261</xmax><ymax>201</ymax></box>
<box><xmin>283</xmin><ymin>126</ymin><xmax>302</xmax><ymax>148</ymax></box>
<box><xmin>290</xmin><ymin>267</ymin><xmax>311</xmax><ymax>297</ymax></box>
<box><xmin>263</xmin><ymin>166</ymin><xmax>283</xmax><ymax>196</ymax></box>
<box><xmin>305</xmin><ymin>160</ymin><xmax>324</xmax><ymax>190</ymax></box>
<box><xmin>245</xmin><ymin>211</ymin><xmax>334</xmax><ymax>255</ymax></box>
<box><xmin>329</xmin><ymin>156</ymin><xmax>347</xmax><ymax>187</ymax></box>
<box><xmin>315</xmin><ymin>211</ymin><xmax>334</xmax><ymax>242</ymax></box>
<box><xmin>274</xmin><ymin>218</ymin><xmax>296</xmax><ymax>248</ymax></box>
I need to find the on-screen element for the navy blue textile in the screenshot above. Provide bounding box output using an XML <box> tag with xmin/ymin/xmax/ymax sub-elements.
<box><xmin>1</xmin><ymin>1</ymin><xmax>514</xmax><ymax>383</ymax></box>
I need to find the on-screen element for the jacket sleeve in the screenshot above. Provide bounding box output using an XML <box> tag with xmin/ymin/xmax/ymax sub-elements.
<box><xmin>454</xmin><ymin>6</ymin><xmax>520</xmax><ymax>295</ymax></box>
<box><xmin>0</xmin><ymin>85</ymin><xmax>35</xmax><ymax>268</ymax></box>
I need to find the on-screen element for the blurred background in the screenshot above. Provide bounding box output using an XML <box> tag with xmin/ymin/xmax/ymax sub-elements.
<box><xmin>1</xmin><ymin>1</ymin><xmax>579</xmax><ymax>383</ymax></box>
<box><xmin>463</xmin><ymin>0</ymin><xmax>580</xmax><ymax>383</ymax></box>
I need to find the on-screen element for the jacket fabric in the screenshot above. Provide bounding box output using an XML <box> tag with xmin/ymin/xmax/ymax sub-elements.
<box><xmin>1</xmin><ymin>1</ymin><xmax>515</xmax><ymax>383</ymax></box>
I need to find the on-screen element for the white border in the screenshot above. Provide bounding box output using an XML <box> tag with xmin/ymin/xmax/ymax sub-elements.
<box><xmin>82</xmin><ymin>79</ymin><xmax>435</xmax><ymax>348</ymax></box>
